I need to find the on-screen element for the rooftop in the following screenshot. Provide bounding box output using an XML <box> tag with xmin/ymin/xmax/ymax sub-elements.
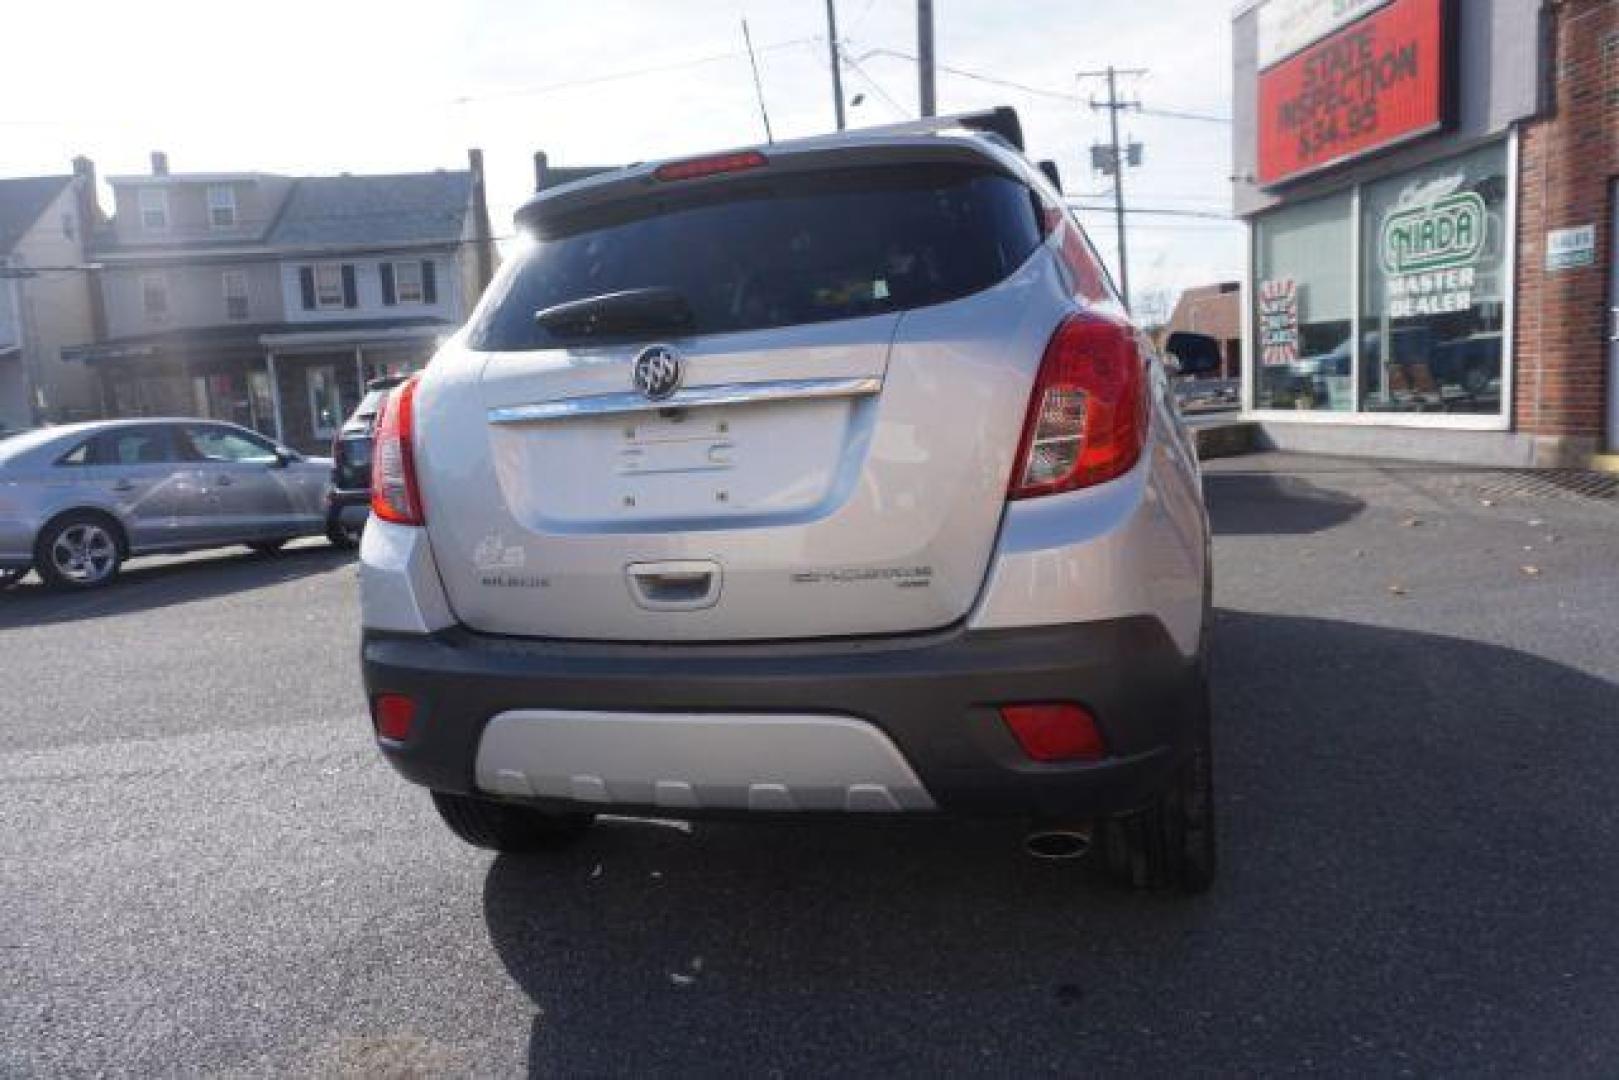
<box><xmin>0</xmin><ymin>175</ymin><xmax>72</xmax><ymax>253</ymax></box>
<box><xmin>106</xmin><ymin>172</ymin><xmax>277</xmax><ymax>186</ymax></box>
<box><xmin>92</xmin><ymin>169</ymin><xmax>475</xmax><ymax>255</ymax></box>
<box><xmin>267</xmin><ymin>171</ymin><xmax>472</xmax><ymax>248</ymax></box>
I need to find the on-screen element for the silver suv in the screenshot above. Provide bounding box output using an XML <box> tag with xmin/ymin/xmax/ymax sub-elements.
<box><xmin>359</xmin><ymin>109</ymin><xmax>1215</xmax><ymax>892</ymax></box>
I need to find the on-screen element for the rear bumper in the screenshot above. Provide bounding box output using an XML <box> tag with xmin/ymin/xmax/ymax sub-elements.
<box><xmin>361</xmin><ymin>616</ymin><xmax>1203</xmax><ymax>819</ymax></box>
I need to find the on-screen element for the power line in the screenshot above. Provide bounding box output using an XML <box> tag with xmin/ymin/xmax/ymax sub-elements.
<box><xmin>841</xmin><ymin>54</ymin><xmax>910</xmax><ymax>118</ymax></box>
<box><xmin>1068</xmin><ymin>212</ymin><xmax>1237</xmax><ymax>234</ymax></box>
<box><xmin>847</xmin><ymin>0</ymin><xmax>881</xmax><ymax>36</ymax></box>
<box><xmin>858</xmin><ymin>47</ymin><xmax>1080</xmax><ymax>101</ymax></box>
<box><xmin>1082</xmin><ymin>221</ymin><xmax>1238</xmax><ymax>234</ymax></box>
<box><xmin>1137</xmin><ymin>107</ymin><xmax>1231</xmax><ymax>124</ymax></box>
<box><xmin>448</xmin><ymin>37</ymin><xmax>818</xmax><ymax>106</ymax></box>
<box><xmin>854</xmin><ymin>48</ymin><xmax>1231</xmax><ymax>123</ymax></box>
<box><xmin>1067</xmin><ymin>202</ymin><xmax>1234</xmax><ymax>221</ymax></box>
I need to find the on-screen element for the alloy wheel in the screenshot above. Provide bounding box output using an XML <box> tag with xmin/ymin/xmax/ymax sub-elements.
<box><xmin>49</xmin><ymin>523</ymin><xmax>118</xmax><ymax>585</ymax></box>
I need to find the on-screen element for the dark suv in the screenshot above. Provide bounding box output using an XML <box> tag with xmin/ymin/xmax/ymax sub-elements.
<box><xmin>325</xmin><ymin>376</ymin><xmax>405</xmax><ymax>547</ymax></box>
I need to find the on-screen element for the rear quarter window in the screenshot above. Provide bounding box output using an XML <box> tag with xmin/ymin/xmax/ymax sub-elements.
<box><xmin>56</xmin><ymin>441</ymin><xmax>92</xmax><ymax>466</ymax></box>
<box><xmin>471</xmin><ymin>163</ymin><xmax>1043</xmax><ymax>350</ymax></box>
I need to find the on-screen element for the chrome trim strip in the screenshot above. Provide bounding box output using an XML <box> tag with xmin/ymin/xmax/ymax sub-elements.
<box><xmin>487</xmin><ymin>376</ymin><xmax>884</xmax><ymax>424</ymax></box>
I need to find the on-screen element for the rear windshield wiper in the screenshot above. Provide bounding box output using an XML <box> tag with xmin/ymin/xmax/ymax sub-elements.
<box><xmin>534</xmin><ymin>287</ymin><xmax>695</xmax><ymax>341</ymax></box>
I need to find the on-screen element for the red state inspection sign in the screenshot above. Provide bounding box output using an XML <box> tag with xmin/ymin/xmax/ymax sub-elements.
<box><xmin>1257</xmin><ymin>0</ymin><xmax>1448</xmax><ymax>187</ymax></box>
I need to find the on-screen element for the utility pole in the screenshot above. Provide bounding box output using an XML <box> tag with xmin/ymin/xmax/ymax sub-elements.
<box><xmin>917</xmin><ymin>0</ymin><xmax>936</xmax><ymax>117</ymax></box>
<box><xmin>1080</xmin><ymin>66</ymin><xmax>1146</xmax><ymax>312</ymax></box>
<box><xmin>1105</xmin><ymin>68</ymin><xmax>1130</xmax><ymax>312</ymax></box>
<box><xmin>825</xmin><ymin>0</ymin><xmax>846</xmax><ymax>130</ymax></box>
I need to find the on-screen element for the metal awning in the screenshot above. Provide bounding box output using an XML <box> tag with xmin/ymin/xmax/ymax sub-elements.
<box><xmin>60</xmin><ymin>318</ymin><xmax>455</xmax><ymax>364</ymax></box>
<box><xmin>258</xmin><ymin>324</ymin><xmax>453</xmax><ymax>351</ymax></box>
<box><xmin>59</xmin><ymin>342</ymin><xmax>160</xmax><ymax>364</ymax></box>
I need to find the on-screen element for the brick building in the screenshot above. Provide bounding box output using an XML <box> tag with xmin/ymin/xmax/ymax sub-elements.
<box><xmin>1514</xmin><ymin>0</ymin><xmax>1618</xmax><ymax>463</ymax></box>
<box><xmin>1231</xmin><ymin>0</ymin><xmax>1618</xmax><ymax>466</ymax></box>
<box><xmin>1163</xmin><ymin>282</ymin><xmax>1243</xmax><ymax>378</ymax></box>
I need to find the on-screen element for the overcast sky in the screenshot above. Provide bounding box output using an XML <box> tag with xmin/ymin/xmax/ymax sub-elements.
<box><xmin>1</xmin><ymin>0</ymin><xmax>1241</xmax><ymax>315</ymax></box>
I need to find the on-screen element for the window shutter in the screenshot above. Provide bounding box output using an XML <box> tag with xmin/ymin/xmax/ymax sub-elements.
<box><xmin>299</xmin><ymin>267</ymin><xmax>316</xmax><ymax>310</ymax></box>
<box><xmin>341</xmin><ymin>264</ymin><xmax>358</xmax><ymax>308</ymax></box>
<box><xmin>380</xmin><ymin>263</ymin><xmax>396</xmax><ymax>306</ymax></box>
<box><xmin>422</xmin><ymin>259</ymin><xmax>437</xmax><ymax>304</ymax></box>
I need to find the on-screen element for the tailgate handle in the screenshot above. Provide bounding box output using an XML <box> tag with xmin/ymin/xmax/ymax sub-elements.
<box><xmin>626</xmin><ymin>561</ymin><xmax>722</xmax><ymax>612</ymax></box>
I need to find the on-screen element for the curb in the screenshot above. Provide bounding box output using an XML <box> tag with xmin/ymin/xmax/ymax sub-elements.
<box><xmin>1193</xmin><ymin>421</ymin><xmax>1258</xmax><ymax>461</ymax></box>
<box><xmin>1587</xmin><ymin>453</ymin><xmax>1619</xmax><ymax>476</ymax></box>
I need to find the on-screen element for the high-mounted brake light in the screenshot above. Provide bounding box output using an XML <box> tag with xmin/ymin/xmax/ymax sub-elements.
<box><xmin>370</xmin><ymin>375</ymin><xmax>424</xmax><ymax>525</ymax></box>
<box><xmin>654</xmin><ymin>150</ymin><xmax>768</xmax><ymax>182</ymax></box>
<box><xmin>1008</xmin><ymin>313</ymin><xmax>1148</xmax><ymax>500</ymax></box>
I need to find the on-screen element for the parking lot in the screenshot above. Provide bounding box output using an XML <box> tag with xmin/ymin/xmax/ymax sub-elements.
<box><xmin>4</xmin><ymin>453</ymin><xmax>1619</xmax><ymax>1076</ymax></box>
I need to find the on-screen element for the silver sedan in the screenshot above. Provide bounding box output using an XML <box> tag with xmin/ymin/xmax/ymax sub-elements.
<box><xmin>0</xmin><ymin>419</ymin><xmax>333</xmax><ymax>590</ymax></box>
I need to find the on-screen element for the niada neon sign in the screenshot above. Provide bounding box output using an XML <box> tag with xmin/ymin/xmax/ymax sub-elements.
<box><xmin>1381</xmin><ymin>192</ymin><xmax>1487</xmax><ymax>275</ymax></box>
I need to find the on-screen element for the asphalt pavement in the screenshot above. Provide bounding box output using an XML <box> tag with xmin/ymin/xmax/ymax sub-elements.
<box><xmin>3</xmin><ymin>453</ymin><xmax>1618</xmax><ymax>1076</ymax></box>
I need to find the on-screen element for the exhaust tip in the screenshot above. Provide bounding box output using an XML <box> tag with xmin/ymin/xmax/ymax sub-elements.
<box><xmin>1025</xmin><ymin>825</ymin><xmax>1093</xmax><ymax>861</ymax></box>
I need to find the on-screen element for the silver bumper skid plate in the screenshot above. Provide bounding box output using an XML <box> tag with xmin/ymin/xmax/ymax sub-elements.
<box><xmin>474</xmin><ymin>709</ymin><xmax>936</xmax><ymax>813</ymax></box>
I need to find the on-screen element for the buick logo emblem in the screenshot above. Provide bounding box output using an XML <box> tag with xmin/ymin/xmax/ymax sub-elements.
<box><xmin>631</xmin><ymin>345</ymin><xmax>684</xmax><ymax>402</ymax></box>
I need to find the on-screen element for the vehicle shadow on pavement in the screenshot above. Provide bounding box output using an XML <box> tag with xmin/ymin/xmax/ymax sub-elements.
<box><xmin>1205</xmin><ymin>472</ymin><xmax>1366</xmax><ymax>536</ymax></box>
<box><xmin>0</xmin><ymin>543</ymin><xmax>353</xmax><ymax>629</ymax></box>
<box><xmin>479</xmin><ymin>610</ymin><xmax>1619</xmax><ymax>1075</ymax></box>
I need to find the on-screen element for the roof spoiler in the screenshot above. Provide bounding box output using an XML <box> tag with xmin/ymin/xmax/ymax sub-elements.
<box><xmin>839</xmin><ymin>106</ymin><xmax>1025</xmax><ymax>152</ymax></box>
<box><xmin>517</xmin><ymin>106</ymin><xmax>1028</xmax><ymax>228</ymax></box>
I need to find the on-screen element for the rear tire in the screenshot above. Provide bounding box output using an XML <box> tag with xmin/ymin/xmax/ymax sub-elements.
<box><xmin>325</xmin><ymin>519</ymin><xmax>362</xmax><ymax>550</ymax></box>
<box><xmin>430</xmin><ymin>791</ymin><xmax>595</xmax><ymax>853</ymax></box>
<box><xmin>1097</xmin><ymin>675</ymin><xmax>1217</xmax><ymax>894</ymax></box>
<box><xmin>35</xmin><ymin>512</ymin><xmax>124</xmax><ymax>590</ymax></box>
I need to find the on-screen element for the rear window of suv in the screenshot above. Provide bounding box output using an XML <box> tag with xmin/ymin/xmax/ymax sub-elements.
<box><xmin>471</xmin><ymin>162</ymin><xmax>1042</xmax><ymax>349</ymax></box>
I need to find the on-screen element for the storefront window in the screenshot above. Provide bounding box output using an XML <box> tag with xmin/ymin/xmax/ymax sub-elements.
<box><xmin>307</xmin><ymin>365</ymin><xmax>343</xmax><ymax>439</ymax></box>
<box><xmin>1253</xmin><ymin>192</ymin><xmax>1354</xmax><ymax>411</ymax></box>
<box><xmin>1359</xmin><ymin>144</ymin><xmax>1508</xmax><ymax>415</ymax></box>
<box><xmin>247</xmin><ymin>372</ymin><xmax>275</xmax><ymax>439</ymax></box>
<box><xmin>191</xmin><ymin>372</ymin><xmax>267</xmax><ymax>432</ymax></box>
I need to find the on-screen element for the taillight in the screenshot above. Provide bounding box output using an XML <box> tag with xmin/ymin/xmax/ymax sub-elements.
<box><xmin>1009</xmin><ymin>313</ymin><xmax>1148</xmax><ymax>500</ymax></box>
<box><xmin>654</xmin><ymin>150</ymin><xmax>768</xmax><ymax>182</ymax></box>
<box><xmin>371</xmin><ymin>375</ymin><xmax>424</xmax><ymax>525</ymax></box>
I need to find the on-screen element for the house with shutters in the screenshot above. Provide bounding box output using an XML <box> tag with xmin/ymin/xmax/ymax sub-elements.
<box><xmin>0</xmin><ymin>161</ymin><xmax>104</xmax><ymax>430</ymax></box>
<box><xmin>67</xmin><ymin>150</ymin><xmax>495</xmax><ymax>453</ymax></box>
